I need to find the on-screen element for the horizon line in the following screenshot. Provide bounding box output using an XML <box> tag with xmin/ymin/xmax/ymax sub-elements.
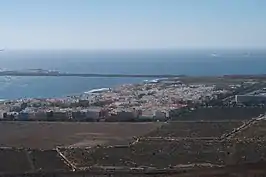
<box><xmin>2</xmin><ymin>47</ymin><xmax>266</xmax><ymax>52</ymax></box>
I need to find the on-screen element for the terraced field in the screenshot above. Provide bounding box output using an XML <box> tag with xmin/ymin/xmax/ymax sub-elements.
<box><xmin>172</xmin><ymin>107</ymin><xmax>266</xmax><ymax>121</ymax></box>
<box><xmin>29</xmin><ymin>150</ymin><xmax>70</xmax><ymax>171</ymax></box>
<box><xmin>227</xmin><ymin>140</ymin><xmax>266</xmax><ymax>164</ymax></box>
<box><xmin>59</xmin><ymin>140</ymin><xmax>229</xmax><ymax>168</ymax></box>
<box><xmin>0</xmin><ymin>148</ymin><xmax>32</xmax><ymax>174</ymax></box>
<box><xmin>146</xmin><ymin>121</ymin><xmax>243</xmax><ymax>138</ymax></box>
<box><xmin>59</xmin><ymin>139</ymin><xmax>266</xmax><ymax>169</ymax></box>
<box><xmin>0</xmin><ymin>122</ymin><xmax>162</xmax><ymax>149</ymax></box>
<box><xmin>1</xmin><ymin>108</ymin><xmax>266</xmax><ymax>176</ymax></box>
<box><xmin>234</xmin><ymin>119</ymin><xmax>266</xmax><ymax>140</ymax></box>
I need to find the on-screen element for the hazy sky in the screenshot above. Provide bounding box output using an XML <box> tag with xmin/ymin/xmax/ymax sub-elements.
<box><xmin>1</xmin><ymin>0</ymin><xmax>266</xmax><ymax>50</ymax></box>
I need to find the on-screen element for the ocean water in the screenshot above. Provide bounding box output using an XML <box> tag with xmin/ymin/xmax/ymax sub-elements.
<box><xmin>0</xmin><ymin>49</ymin><xmax>266</xmax><ymax>99</ymax></box>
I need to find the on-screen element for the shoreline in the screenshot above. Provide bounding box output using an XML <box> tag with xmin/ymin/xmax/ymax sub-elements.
<box><xmin>1</xmin><ymin>74</ymin><xmax>266</xmax><ymax>101</ymax></box>
<box><xmin>2</xmin><ymin>68</ymin><xmax>266</xmax><ymax>78</ymax></box>
<box><xmin>0</xmin><ymin>77</ymin><xmax>163</xmax><ymax>101</ymax></box>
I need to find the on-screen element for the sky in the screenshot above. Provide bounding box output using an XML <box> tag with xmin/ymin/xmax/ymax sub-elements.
<box><xmin>0</xmin><ymin>0</ymin><xmax>266</xmax><ymax>50</ymax></box>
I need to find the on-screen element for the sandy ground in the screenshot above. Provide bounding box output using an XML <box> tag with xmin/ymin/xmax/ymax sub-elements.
<box><xmin>0</xmin><ymin>121</ymin><xmax>162</xmax><ymax>149</ymax></box>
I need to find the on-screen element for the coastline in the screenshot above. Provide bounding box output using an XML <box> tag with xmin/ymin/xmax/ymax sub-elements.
<box><xmin>1</xmin><ymin>74</ymin><xmax>266</xmax><ymax>101</ymax></box>
<box><xmin>0</xmin><ymin>77</ymin><xmax>161</xmax><ymax>101</ymax></box>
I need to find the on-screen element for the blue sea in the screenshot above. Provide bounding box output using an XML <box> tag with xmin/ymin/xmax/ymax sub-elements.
<box><xmin>0</xmin><ymin>49</ymin><xmax>265</xmax><ymax>100</ymax></box>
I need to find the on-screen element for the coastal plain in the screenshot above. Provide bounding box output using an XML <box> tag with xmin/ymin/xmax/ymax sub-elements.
<box><xmin>1</xmin><ymin>76</ymin><xmax>266</xmax><ymax>176</ymax></box>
